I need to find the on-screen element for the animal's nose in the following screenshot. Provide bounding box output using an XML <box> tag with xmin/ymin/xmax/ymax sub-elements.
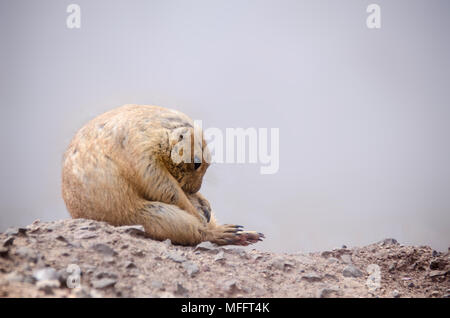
<box><xmin>194</xmin><ymin>156</ymin><xmax>202</xmax><ymax>170</ymax></box>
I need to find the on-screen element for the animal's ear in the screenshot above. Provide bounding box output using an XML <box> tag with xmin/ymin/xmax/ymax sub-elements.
<box><xmin>168</xmin><ymin>127</ymin><xmax>189</xmax><ymax>146</ymax></box>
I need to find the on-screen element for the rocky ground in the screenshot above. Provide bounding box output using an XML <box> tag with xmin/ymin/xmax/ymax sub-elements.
<box><xmin>0</xmin><ymin>218</ymin><xmax>448</xmax><ymax>298</ymax></box>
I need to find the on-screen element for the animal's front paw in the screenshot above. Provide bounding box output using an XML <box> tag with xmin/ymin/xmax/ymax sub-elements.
<box><xmin>208</xmin><ymin>224</ymin><xmax>265</xmax><ymax>246</ymax></box>
<box><xmin>233</xmin><ymin>230</ymin><xmax>265</xmax><ymax>246</ymax></box>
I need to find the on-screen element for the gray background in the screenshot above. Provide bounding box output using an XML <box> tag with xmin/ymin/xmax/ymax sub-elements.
<box><xmin>1</xmin><ymin>0</ymin><xmax>449</xmax><ymax>253</ymax></box>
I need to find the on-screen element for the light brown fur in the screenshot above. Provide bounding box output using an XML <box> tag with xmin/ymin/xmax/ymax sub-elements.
<box><xmin>62</xmin><ymin>104</ymin><xmax>264</xmax><ymax>246</ymax></box>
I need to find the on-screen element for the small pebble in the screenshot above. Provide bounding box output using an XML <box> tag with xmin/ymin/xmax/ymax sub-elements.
<box><xmin>2</xmin><ymin>237</ymin><xmax>14</xmax><ymax>247</ymax></box>
<box><xmin>194</xmin><ymin>241</ymin><xmax>218</xmax><ymax>252</ymax></box>
<box><xmin>301</xmin><ymin>272</ymin><xmax>322</xmax><ymax>283</ymax></box>
<box><xmin>214</xmin><ymin>251</ymin><xmax>225</xmax><ymax>263</ymax></box>
<box><xmin>182</xmin><ymin>261</ymin><xmax>199</xmax><ymax>277</ymax></box>
<box><xmin>91</xmin><ymin>243</ymin><xmax>117</xmax><ymax>256</ymax></box>
<box><xmin>343</xmin><ymin>265</ymin><xmax>364</xmax><ymax>278</ymax></box>
<box><xmin>91</xmin><ymin>278</ymin><xmax>117</xmax><ymax>289</ymax></box>
<box><xmin>340</xmin><ymin>254</ymin><xmax>352</xmax><ymax>264</ymax></box>
<box><xmin>151</xmin><ymin>280</ymin><xmax>165</xmax><ymax>290</ymax></box>
<box><xmin>166</xmin><ymin>251</ymin><xmax>186</xmax><ymax>263</ymax></box>
<box><xmin>175</xmin><ymin>282</ymin><xmax>189</xmax><ymax>296</ymax></box>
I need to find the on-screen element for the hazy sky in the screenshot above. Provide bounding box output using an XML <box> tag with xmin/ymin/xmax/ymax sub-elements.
<box><xmin>0</xmin><ymin>0</ymin><xmax>449</xmax><ymax>253</ymax></box>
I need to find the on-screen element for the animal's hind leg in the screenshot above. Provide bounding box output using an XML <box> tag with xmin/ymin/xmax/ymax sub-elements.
<box><xmin>131</xmin><ymin>200</ymin><xmax>264</xmax><ymax>246</ymax></box>
<box><xmin>131</xmin><ymin>201</ymin><xmax>207</xmax><ymax>245</ymax></box>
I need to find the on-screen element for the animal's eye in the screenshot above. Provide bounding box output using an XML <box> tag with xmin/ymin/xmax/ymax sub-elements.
<box><xmin>179</xmin><ymin>134</ymin><xmax>183</xmax><ymax>141</ymax></box>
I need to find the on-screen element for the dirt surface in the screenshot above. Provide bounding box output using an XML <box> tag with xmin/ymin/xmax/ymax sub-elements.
<box><xmin>0</xmin><ymin>218</ymin><xmax>448</xmax><ymax>298</ymax></box>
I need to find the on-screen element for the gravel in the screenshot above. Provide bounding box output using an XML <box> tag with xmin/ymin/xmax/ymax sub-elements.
<box><xmin>0</xmin><ymin>218</ymin><xmax>448</xmax><ymax>298</ymax></box>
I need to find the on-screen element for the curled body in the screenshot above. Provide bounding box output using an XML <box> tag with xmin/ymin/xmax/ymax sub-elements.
<box><xmin>62</xmin><ymin>104</ymin><xmax>264</xmax><ymax>246</ymax></box>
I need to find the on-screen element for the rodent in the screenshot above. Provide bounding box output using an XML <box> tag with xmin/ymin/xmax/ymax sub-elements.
<box><xmin>62</xmin><ymin>104</ymin><xmax>264</xmax><ymax>246</ymax></box>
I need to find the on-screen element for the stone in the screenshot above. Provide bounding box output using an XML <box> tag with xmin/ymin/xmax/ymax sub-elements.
<box><xmin>166</xmin><ymin>251</ymin><xmax>186</xmax><ymax>263</ymax></box>
<box><xmin>75</xmin><ymin>232</ymin><xmax>98</xmax><ymax>240</ymax></box>
<box><xmin>91</xmin><ymin>243</ymin><xmax>117</xmax><ymax>256</ymax></box>
<box><xmin>174</xmin><ymin>282</ymin><xmax>189</xmax><ymax>296</ymax></box>
<box><xmin>388</xmin><ymin>263</ymin><xmax>396</xmax><ymax>272</ymax></box>
<box><xmin>343</xmin><ymin>265</ymin><xmax>364</xmax><ymax>278</ymax></box>
<box><xmin>104</xmin><ymin>256</ymin><xmax>115</xmax><ymax>264</ymax></box>
<box><xmin>94</xmin><ymin>271</ymin><xmax>118</xmax><ymax>280</ymax></box>
<box><xmin>301</xmin><ymin>272</ymin><xmax>322</xmax><ymax>283</ymax></box>
<box><xmin>430</xmin><ymin>259</ymin><xmax>447</xmax><ymax>270</ymax></box>
<box><xmin>79</xmin><ymin>224</ymin><xmax>98</xmax><ymax>231</ymax></box>
<box><xmin>70</xmin><ymin>241</ymin><xmax>82</xmax><ymax>249</ymax></box>
<box><xmin>214</xmin><ymin>251</ymin><xmax>225</xmax><ymax>263</ymax></box>
<box><xmin>91</xmin><ymin>278</ymin><xmax>117</xmax><ymax>289</ymax></box>
<box><xmin>222</xmin><ymin>280</ymin><xmax>240</xmax><ymax>294</ymax></box>
<box><xmin>340</xmin><ymin>254</ymin><xmax>352</xmax><ymax>264</ymax></box>
<box><xmin>429</xmin><ymin>270</ymin><xmax>447</xmax><ymax>278</ymax></box>
<box><xmin>251</xmin><ymin>253</ymin><xmax>264</xmax><ymax>261</ymax></box>
<box><xmin>182</xmin><ymin>261</ymin><xmax>199</xmax><ymax>277</ymax></box>
<box><xmin>327</xmin><ymin>257</ymin><xmax>339</xmax><ymax>264</ymax></box>
<box><xmin>221</xmin><ymin>246</ymin><xmax>247</xmax><ymax>257</ymax></box>
<box><xmin>378</xmin><ymin>238</ymin><xmax>398</xmax><ymax>246</ymax></box>
<box><xmin>194</xmin><ymin>241</ymin><xmax>218</xmax><ymax>253</ymax></box>
<box><xmin>2</xmin><ymin>237</ymin><xmax>14</xmax><ymax>247</ymax></box>
<box><xmin>0</xmin><ymin>246</ymin><xmax>9</xmax><ymax>258</ymax></box>
<box><xmin>151</xmin><ymin>280</ymin><xmax>165</xmax><ymax>290</ymax></box>
<box><xmin>296</xmin><ymin>255</ymin><xmax>315</xmax><ymax>266</ymax></box>
<box><xmin>271</xmin><ymin>258</ymin><xmax>295</xmax><ymax>271</ymax></box>
<box><xmin>324</xmin><ymin>273</ymin><xmax>339</xmax><ymax>282</ymax></box>
<box><xmin>132</xmin><ymin>250</ymin><xmax>145</xmax><ymax>257</ymax></box>
<box><xmin>318</xmin><ymin>286</ymin><xmax>341</xmax><ymax>298</ymax></box>
<box><xmin>117</xmin><ymin>225</ymin><xmax>146</xmax><ymax>237</ymax></box>
<box><xmin>392</xmin><ymin>290</ymin><xmax>400</xmax><ymax>298</ymax></box>
<box><xmin>4</xmin><ymin>227</ymin><xmax>27</xmax><ymax>237</ymax></box>
<box><xmin>55</xmin><ymin>235</ymin><xmax>69</xmax><ymax>243</ymax></box>
<box><xmin>124</xmin><ymin>261</ymin><xmax>137</xmax><ymax>269</ymax></box>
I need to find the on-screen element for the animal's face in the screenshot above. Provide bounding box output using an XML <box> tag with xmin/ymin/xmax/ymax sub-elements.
<box><xmin>168</xmin><ymin>126</ymin><xmax>211</xmax><ymax>193</ymax></box>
